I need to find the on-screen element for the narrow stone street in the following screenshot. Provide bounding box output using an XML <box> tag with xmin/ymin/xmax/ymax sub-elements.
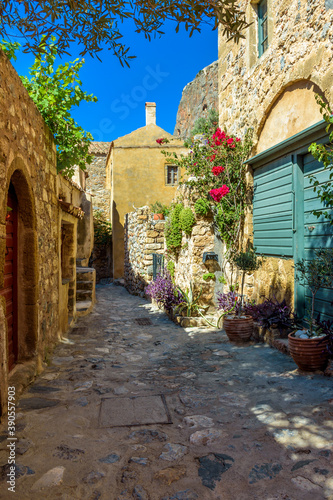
<box><xmin>1</xmin><ymin>284</ymin><xmax>333</xmax><ymax>500</ymax></box>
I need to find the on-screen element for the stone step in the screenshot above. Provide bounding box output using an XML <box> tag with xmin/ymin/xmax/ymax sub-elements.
<box><xmin>76</xmin><ymin>300</ymin><xmax>93</xmax><ymax>317</ymax></box>
<box><xmin>76</xmin><ymin>280</ymin><xmax>94</xmax><ymax>291</ymax></box>
<box><xmin>76</xmin><ymin>267</ymin><xmax>95</xmax><ymax>281</ymax></box>
<box><xmin>76</xmin><ymin>290</ymin><xmax>93</xmax><ymax>302</ymax></box>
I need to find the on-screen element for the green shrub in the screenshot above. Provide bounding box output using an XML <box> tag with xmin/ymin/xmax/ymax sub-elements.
<box><xmin>165</xmin><ymin>204</ymin><xmax>183</xmax><ymax>253</ymax></box>
<box><xmin>194</xmin><ymin>198</ymin><xmax>210</xmax><ymax>216</ymax></box>
<box><xmin>202</xmin><ymin>272</ymin><xmax>215</xmax><ymax>281</ymax></box>
<box><xmin>94</xmin><ymin>210</ymin><xmax>112</xmax><ymax>245</ymax></box>
<box><xmin>167</xmin><ymin>260</ymin><xmax>175</xmax><ymax>278</ymax></box>
<box><xmin>179</xmin><ymin>207</ymin><xmax>195</xmax><ymax>235</ymax></box>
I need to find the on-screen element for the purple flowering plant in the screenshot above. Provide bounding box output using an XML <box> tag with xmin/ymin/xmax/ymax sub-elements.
<box><xmin>217</xmin><ymin>291</ymin><xmax>240</xmax><ymax>315</ymax></box>
<box><xmin>244</xmin><ymin>298</ymin><xmax>294</xmax><ymax>335</ymax></box>
<box><xmin>145</xmin><ymin>270</ymin><xmax>183</xmax><ymax>312</ymax></box>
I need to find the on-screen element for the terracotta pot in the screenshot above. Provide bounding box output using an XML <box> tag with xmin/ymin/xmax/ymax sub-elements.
<box><xmin>288</xmin><ymin>333</ymin><xmax>329</xmax><ymax>372</ymax></box>
<box><xmin>153</xmin><ymin>213</ymin><xmax>164</xmax><ymax>220</ymax></box>
<box><xmin>223</xmin><ymin>316</ymin><xmax>253</xmax><ymax>342</ymax></box>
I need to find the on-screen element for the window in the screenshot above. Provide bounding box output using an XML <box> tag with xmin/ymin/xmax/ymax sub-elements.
<box><xmin>258</xmin><ymin>0</ymin><xmax>268</xmax><ymax>57</ymax></box>
<box><xmin>165</xmin><ymin>165</ymin><xmax>179</xmax><ymax>185</ymax></box>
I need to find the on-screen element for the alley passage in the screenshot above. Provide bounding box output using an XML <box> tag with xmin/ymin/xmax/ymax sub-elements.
<box><xmin>0</xmin><ymin>284</ymin><xmax>333</xmax><ymax>499</ymax></box>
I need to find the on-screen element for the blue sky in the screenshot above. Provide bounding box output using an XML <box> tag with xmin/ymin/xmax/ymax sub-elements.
<box><xmin>11</xmin><ymin>21</ymin><xmax>217</xmax><ymax>142</ymax></box>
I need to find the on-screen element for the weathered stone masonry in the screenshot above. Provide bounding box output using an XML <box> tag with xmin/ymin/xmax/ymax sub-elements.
<box><xmin>0</xmin><ymin>50</ymin><xmax>93</xmax><ymax>417</ymax></box>
<box><xmin>124</xmin><ymin>207</ymin><xmax>165</xmax><ymax>296</ymax></box>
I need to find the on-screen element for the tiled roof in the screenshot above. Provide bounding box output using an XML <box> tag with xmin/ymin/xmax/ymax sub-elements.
<box><xmin>89</xmin><ymin>142</ymin><xmax>111</xmax><ymax>155</ymax></box>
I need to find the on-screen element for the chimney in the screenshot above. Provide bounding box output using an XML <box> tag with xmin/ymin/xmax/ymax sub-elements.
<box><xmin>145</xmin><ymin>102</ymin><xmax>156</xmax><ymax>126</ymax></box>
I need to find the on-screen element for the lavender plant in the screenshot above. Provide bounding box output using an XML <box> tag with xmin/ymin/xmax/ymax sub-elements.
<box><xmin>145</xmin><ymin>270</ymin><xmax>183</xmax><ymax>312</ymax></box>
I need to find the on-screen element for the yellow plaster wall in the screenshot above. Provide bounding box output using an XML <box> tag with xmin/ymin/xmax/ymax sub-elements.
<box><xmin>110</xmin><ymin>124</ymin><xmax>187</xmax><ymax>278</ymax></box>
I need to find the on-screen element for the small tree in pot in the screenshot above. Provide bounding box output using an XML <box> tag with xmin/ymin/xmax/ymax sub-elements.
<box><xmin>218</xmin><ymin>248</ymin><xmax>263</xmax><ymax>342</ymax></box>
<box><xmin>289</xmin><ymin>248</ymin><xmax>333</xmax><ymax>371</ymax></box>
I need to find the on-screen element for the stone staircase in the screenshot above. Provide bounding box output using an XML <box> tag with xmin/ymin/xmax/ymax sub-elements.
<box><xmin>76</xmin><ymin>264</ymin><xmax>96</xmax><ymax>317</ymax></box>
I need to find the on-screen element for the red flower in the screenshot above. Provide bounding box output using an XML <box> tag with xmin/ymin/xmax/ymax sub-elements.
<box><xmin>227</xmin><ymin>137</ymin><xmax>234</xmax><ymax>145</ymax></box>
<box><xmin>212</xmin><ymin>166</ymin><xmax>225</xmax><ymax>176</ymax></box>
<box><xmin>156</xmin><ymin>137</ymin><xmax>169</xmax><ymax>145</ymax></box>
<box><xmin>209</xmin><ymin>185</ymin><xmax>230</xmax><ymax>202</ymax></box>
<box><xmin>235</xmin><ymin>137</ymin><xmax>241</xmax><ymax>142</ymax></box>
<box><xmin>209</xmin><ymin>154</ymin><xmax>216</xmax><ymax>162</ymax></box>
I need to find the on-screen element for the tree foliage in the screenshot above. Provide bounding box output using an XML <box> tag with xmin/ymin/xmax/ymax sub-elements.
<box><xmin>18</xmin><ymin>38</ymin><xmax>97</xmax><ymax>177</ymax></box>
<box><xmin>308</xmin><ymin>95</ymin><xmax>333</xmax><ymax>225</ymax></box>
<box><xmin>0</xmin><ymin>1</ymin><xmax>249</xmax><ymax>64</ymax></box>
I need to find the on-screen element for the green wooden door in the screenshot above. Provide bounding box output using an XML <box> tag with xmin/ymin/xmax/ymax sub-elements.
<box><xmin>298</xmin><ymin>152</ymin><xmax>333</xmax><ymax>322</ymax></box>
<box><xmin>253</xmin><ymin>151</ymin><xmax>333</xmax><ymax>322</ymax></box>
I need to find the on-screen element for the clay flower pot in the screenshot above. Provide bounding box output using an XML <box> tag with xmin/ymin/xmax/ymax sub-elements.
<box><xmin>288</xmin><ymin>332</ymin><xmax>329</xmax><ymax>372</ymax></box>
<box><xmin>223</xmin><ymin>315</ymin><xmax>253</xmax><ymax>342</ymax></box>
<box><xmin>153</xmin><ymin>213</ymin><xmax>164</xmax><ymax>220</ymax></box>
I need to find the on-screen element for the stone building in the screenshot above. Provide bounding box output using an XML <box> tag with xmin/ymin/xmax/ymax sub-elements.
<box><xmin>0</xmin><ymin>50</ymin><xmax>94</xmax><ymax>417</ymax></box>
<box><xmin>218</xmin><ymin>0</ymin><xmax>333</xmax><ymax>320</ymax></box>
<box><xmin>109</xmin><ymin>103</ymin><xmax>187</xmax><ymax>279</ymax></box>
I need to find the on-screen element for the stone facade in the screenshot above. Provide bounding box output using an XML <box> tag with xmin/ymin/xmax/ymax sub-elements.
<box><xmin>86</xmin><ymin>142</ymin><xmax>111</xmax><ymax>222</ymax></box>
<box><xmin>124</xmin><ymin>207</ymin><xmax>165</xmax><ymax>295</ymax></box>
<box><xmin>0</xmin><ymin>50</ymin><xmax>94</xmax><ymax>417</ymax></box>
<box><xmin>217</xmin><ymin>0</ymin><xmax>333</xmax><ymax>306</ymax></box>
<box><xmin>85</xmin><ymin>143</ymin><xmax>112</xmax><ymax>282</ymax></box>
<box><xmin>174</xmin><ymin>61</ymin><xmax>218</xmax><ymax>139</ymax></box>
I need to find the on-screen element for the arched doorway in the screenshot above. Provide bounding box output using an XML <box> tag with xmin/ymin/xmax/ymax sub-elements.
<box><xmin>0</xmin><ymin>184</ymin><xmax>18</xmax><ymax>371</ymax></box>
<box><xmin>1</xmin><ymin>163</ymin><xmax>38</xmax><ymax>373</ymax></box>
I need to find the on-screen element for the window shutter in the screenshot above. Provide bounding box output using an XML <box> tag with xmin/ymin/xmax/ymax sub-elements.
<box><xmin>253</xmin><ymin>156</ymin><xmax>294</xmax><ymax>257</ymax></box>
<box><xmin>165</xmin><ymin>165</ymin><xmax>168</xmax><ymax>185</ymax></box>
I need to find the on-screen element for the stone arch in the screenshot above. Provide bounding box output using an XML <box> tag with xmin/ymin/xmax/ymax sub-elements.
<box><xmin>256</xmin><ymin>80</ymin><xmax>327</xmax><ymax>153</ymax></box>
<box><xmin>1</xmin><ymin>157</ymin><xmax>38</xmax><ymax>363</ymax></box>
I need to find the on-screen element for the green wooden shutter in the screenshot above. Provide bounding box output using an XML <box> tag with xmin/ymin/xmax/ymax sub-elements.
<box><xmin>253</xmin><ymin>155</ymin><xmax>294</xmax><ymax>257</ymax></box>
<box><xmin>300</xmin><ymin>152</ymin><xmax>333</xmax><ymax>321</ymax></box>
<box><xmin>258</xmin><ymin>0</ymin><xmax>268</xmax><ymax>56</ymax></box>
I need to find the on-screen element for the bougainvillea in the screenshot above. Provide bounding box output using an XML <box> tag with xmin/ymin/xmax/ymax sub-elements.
<box><xmin>212</xmin><ymin>166</ymin><xmax>225</xmax><ymax>176</ymax></box>
<box><xmin>161</xmin><ymin>126</ymin><xmax>253</xmax><ymax>255</ymax></box>
<box><xmin>209</xmin><ymin>185</ymin><xmax>230</xmax><ymax>201</ymax></box>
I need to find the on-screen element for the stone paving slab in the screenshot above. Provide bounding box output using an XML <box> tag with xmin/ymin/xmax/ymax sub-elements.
<box><xmin>99</xmin><ymin>395</ymin><xmax>172</xmax><ymax>427</ymax></box>
<box><xmin>0</xmin><ymin>284</ymin><xmax>332</xmax><ymax>500</ymax></box>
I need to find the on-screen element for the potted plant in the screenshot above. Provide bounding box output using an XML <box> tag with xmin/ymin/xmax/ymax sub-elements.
<box><xmin>217</xmin><ymin>248</ymin><xmax>263</xmax><ymax>342</ymax></box>
<box><xmin>150</xmin><ymin>201</ymin><xmax>169</xmax><ymax>220</ymax></box>
<box><xmin>288</xmin><ymin>248</ymin><xmax>333</xmax><ymax>371</ymax></box>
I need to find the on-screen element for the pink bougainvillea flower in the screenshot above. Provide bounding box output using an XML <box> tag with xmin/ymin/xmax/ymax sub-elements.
<box><xmin>209</xmin><ymin>185</ymin><xmax>230</xmax><ymax>202</ymax></box>
<box><xmin>212</xmin><ymin>166</ymin><xmax>225</xmax><ymax>176</ymax></box>
<box><xmin>235</xmin><ymin>137</ymin><xmax>241</xmax><ymax>142</ymax></box>
<box><xmin>227</xmin><ymin>137</ymin><xmax>234</xmax><ymax>145</ymax></box>
<box><xmin>156</xmin><ymin>137</ymin><xmax>169</xmax><ymax>145</ymax></box>
<box><xmin>210</xmin><ymin>154</ymin><xmax>216</xmax><ymax>162</ymax></box>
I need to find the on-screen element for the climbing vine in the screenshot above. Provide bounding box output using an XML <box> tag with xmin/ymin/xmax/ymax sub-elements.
<box><xmin>308</xmin><ymin>95</ymin><xmax>333</xmax><ymax>225</ymax></box>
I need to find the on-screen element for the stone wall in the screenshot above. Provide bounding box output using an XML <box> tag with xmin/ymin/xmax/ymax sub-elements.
<box><xmin>124</xmin><ymin>193</ymin><xmax>223</xmax><ymax>312</ymax></box>
<box><xmin>86</xmin><ymin>143</ymin><xmax>111</xmax><ymax>221</ymax></box>
<box><xmin>174</xmin><ymin>61</ymin><xmax>218</xmax><ymax>139</ymax></box>
<box><xmin>0</xmin><ymin>49</ymin><xmax>93</xmax><ymax>417</ymax></box>
<box><xmin>124</xmin><ymin>207</ymin><xmax>165</xmax><ymax>295</ymax></box>
<box><xmin>85</xmin><ymin>143</ymin><xmax>112</xmax><ymax>280</ymax></box>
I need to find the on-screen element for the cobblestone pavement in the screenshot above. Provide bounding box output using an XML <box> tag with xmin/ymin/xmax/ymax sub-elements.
<box><xmin>1</xmin><ymin>284</ymin><xmax>333</xmax><ymax>500</ymax></box>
